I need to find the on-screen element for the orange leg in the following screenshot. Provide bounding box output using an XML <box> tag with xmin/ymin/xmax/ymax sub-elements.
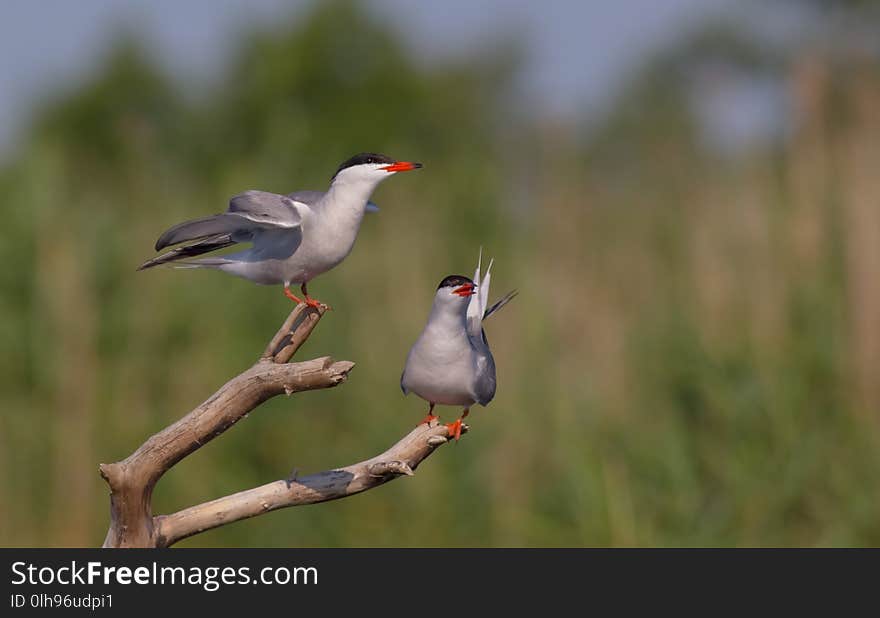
<box><xmin>283</xmin><ymin>285</ymin><xmax>304</xmax><ymax>304</ymax></box>
<box><xmin>301</xmin><ymin>282</ymin><xmax>329</xmax><ymax>310</ymax></box>
<box><xmin>445</xmin><ymin>408</ymin><xmax>469</xmax><ymax>441</ymax></box>
<box><xmin>417</xmin><ymin>403</ymin><xmax>438</xmax><ymax>426</ymax></box>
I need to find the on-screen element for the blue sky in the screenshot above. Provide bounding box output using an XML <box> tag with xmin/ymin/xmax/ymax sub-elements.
<box><xmin>0</xmin><ymin>1</ymin><xmax>736</xmax><ymax>154</ymax></box>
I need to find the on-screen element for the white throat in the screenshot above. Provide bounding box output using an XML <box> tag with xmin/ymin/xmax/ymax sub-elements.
<box><xmin>320</xmin><ymin>172</ymin><xmax>384</xmax><ymax>226</ymax></box>
<box><xmin>426</xmin><ymin>296</ymin><xmax>469</xmax><ymax>336</ymax></box>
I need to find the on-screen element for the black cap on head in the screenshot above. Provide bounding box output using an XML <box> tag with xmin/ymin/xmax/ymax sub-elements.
<box><xmin>333</xmin><ymin>152</ymin><xmax>396</xmax><ymax>179</ymax></box>
<box><xmin>437</xmin><ymin>275</ymin><xmax>473</xmax><ymax>290</ymax></box>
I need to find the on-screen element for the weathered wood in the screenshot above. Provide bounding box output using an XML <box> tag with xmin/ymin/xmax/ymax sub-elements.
<box><xmin>99</xmin><ymin>303</ymin><xmax>462</xmax><ymax>547</ymax></box>
<box><xmin>154</xmin><ymin>421</ymin><xmax>464</xmax><ymax>547</ymax></box>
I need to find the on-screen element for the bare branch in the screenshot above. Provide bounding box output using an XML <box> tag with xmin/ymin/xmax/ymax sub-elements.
<box><xmin>99</xmin><ymin>304</ymin><xmax>342</xmax><ymax>547</ymax></box>
<box><xmin>153</xmin><ymin>421</ymin><xmax>466</xmax><ymax>547</ymax></box>
<box><xmin>99</xmin><ymin>302</ymin><xmax>463</xmax><ymax>547</ymax></box>
<box><xmin>262</xmin><ymin>304</ymin><xmax>325</xmax><ymax>363</ymax></box>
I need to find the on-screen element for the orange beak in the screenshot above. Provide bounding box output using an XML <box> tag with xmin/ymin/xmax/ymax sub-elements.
<box><xmin>453</xmin><ymin>283</ymin><xmax>476</xmax><ymax>297</ymax></box>
<box><xmin>382</xmin><ymin>161</ymin><xmax>423</xmax><ymax>173</ymax></box>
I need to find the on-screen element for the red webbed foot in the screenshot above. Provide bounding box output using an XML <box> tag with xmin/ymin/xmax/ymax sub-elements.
<box><xmin>304</xmin><ymin>296</ymin><xmax>326</xmax><ymax>310</ymax></box>
<box><xmin>418</xmin><ymin>413</ymin><xmax>439</xmax><ymax>427</ymax></box>
<box><xmin>445</xmin><ymin>419</ymin><xmax>464</xmax><ymax>441</ymax></box>
<box><xmin>417</xmin><ymin>404</ymin><xmax>437</xmax><ymax>427</ymax></box>
<box><xmin>300</xmin><ymin>284</ymin><xmax>331</xmax><ymax>310</ymax></box>
<box><xmin>283</xmin><ymin>286</ymin><xmax>331</xmax><ymax>310</ymax></box>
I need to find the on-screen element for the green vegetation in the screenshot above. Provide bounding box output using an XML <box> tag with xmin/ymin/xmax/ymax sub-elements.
<box><xmin>2</xmin><ymin>0</ymin><xmax>879</xmax><ymax>547</ymax></box>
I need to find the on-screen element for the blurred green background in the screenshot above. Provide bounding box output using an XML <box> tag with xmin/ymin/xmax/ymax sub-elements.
<box><xmin>2</xmin><ymin>0</ymin><xmax>880</xmax><ymax>547</ymax></box>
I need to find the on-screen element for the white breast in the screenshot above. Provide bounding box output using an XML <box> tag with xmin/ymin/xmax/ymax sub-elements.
<box><xmin>282</xmin><ymin>194</ymin><xmax>367</xmax><ymax>282</ymax></box>
<box><xmin>401</xmin><ymin>327</ymin><xmax>479</xmax><ymax>407</ymax></box>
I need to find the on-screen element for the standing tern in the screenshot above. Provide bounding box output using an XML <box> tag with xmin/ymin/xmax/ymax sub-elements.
<box><xmin>400</xmin><ymin>251</ymin><xmax>517</xmax><ymax>440</ymax></box>
<box><xmin>139</xmin><ymin>153</ymin><xmax>422</xmax><ymax>307</ymax></box>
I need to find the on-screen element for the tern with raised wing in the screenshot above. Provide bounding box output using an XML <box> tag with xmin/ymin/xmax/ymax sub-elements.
<box><xmin>139</xmin><ymin>153</ymin><xmax>421</xmax><ymax>307</ymax></box>
<box><xmin>400</xmin><ymin>251</ymin><xmax>516</xmax><ymax>440</ymax></box>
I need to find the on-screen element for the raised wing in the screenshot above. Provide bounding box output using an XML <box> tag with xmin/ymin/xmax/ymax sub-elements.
<box><xmin>154</xmin><ymin>191</ymin><xmax>306</xmax><ymax>251</ymax></box>
<box><xmin>287</xmin><ymin>190</ymin><xmax>325</xmax><ymax>206</ymax></box>
<box><xmin>227</xmin><ymin>190</ymin><xmax>307</xmax><ymax>228</ymax></box>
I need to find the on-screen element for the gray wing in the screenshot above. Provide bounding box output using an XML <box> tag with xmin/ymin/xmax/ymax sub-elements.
<box><xmin>464</xmin><ymin>249</ymin><xmax>510</xmax><ymax>406</ymax></box>
<box><xmin>155</xmin><ymin>191</ymin><xmax>306</xmax><ymax>250</ymax></box>
<box><xmin>227</xmin><ymin>190</ymin><xmax>307</xmax><ymax>228</ymax></box>
<box><xmin>472</xmin><ymin>348</ymin><xmax>497</xmax><ymax>406</ymax></box>
<box><xmin>287</xmin><ymin>190</ymin><xmax>325</xmax><ymax>206</ymax></box>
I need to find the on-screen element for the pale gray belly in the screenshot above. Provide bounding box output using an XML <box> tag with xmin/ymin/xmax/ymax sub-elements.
<box><xmin>279</xmin><ymin>222</ymin><xmax>359</xmax><ymax>283</ymax></box>
<box><xmin>402</xmin><ymin>346</ymin><xmax>477</xmax><ymax>407</ymax></box>
<box><xmin>221</xmin><ymin>227</ymin><xmax>353</xmax><ymax>285</ymax></box>
<box><xmin>405</xmin><ymin>377</ymin><xmax>476</xmax><ymax>407</ymax></box>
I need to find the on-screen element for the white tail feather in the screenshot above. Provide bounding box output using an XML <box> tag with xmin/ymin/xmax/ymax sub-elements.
<box><xmin>480</xmin><ymin>257</ymin><xmax>493</xmax><ymax>317</ymax></box>
<box><xmin>467</xmin><ymin>248</ymin><xmax>494</xmax><ymax>339</ymax></box>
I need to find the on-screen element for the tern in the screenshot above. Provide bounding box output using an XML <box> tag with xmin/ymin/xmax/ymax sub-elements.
<box><xmin>139</xmin><ymin>153</ymin><xmax>422</xmax><ymax>307</ymax></box>
<box><xmin>400</xmin><ymin>251</ymin><xmax>517</xmax><ymax>440</ymax></box>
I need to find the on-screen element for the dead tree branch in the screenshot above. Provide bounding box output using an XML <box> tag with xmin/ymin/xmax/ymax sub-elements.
<box><xmin>99</xmin><ymin>304</ymin><xmax>463</xmax><ymax>548</ymax></box>
<box><xmin>154</xmin><ymin>422</ymin><xmax>463</xmax><ymax>547</ymax></box>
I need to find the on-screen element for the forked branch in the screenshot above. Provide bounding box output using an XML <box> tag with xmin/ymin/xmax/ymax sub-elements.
<box><xmin>99</xmin><ymin>303</ymin><xmax>463</xmax><ymax>548</ymax></box>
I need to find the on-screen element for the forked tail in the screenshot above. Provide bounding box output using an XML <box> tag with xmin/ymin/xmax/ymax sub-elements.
<box><xmin>466</xmin><ymin>248</ymin><xmax>516</xmax><ymax>338</ymax></box>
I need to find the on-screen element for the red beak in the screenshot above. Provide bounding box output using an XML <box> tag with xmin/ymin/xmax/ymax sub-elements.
<box><xmin>382</xmin><ymin>161</ymin><xmax>423</xmax><ymax>173</ymax></box>
<box><xmin>453</xmin><ymin>283</ymin><xmax>476</xmax><ymax>297</ymax></box>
